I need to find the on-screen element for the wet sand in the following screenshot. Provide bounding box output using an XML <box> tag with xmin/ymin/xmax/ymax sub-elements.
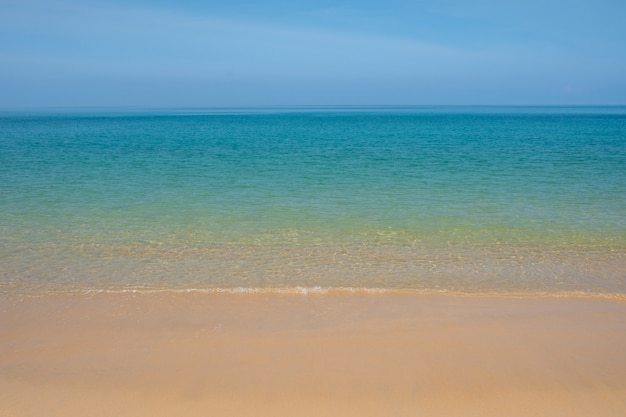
<box><xmin>1</xmin><ymin>292</ymin><xmax>625</xmax><ymax>416</ymax></box>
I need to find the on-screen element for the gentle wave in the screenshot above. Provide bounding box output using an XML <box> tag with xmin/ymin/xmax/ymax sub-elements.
<box><xmin>5</xmin><ymin>286</ymin><xmax>626</xmax><ymax>303</ymax></box>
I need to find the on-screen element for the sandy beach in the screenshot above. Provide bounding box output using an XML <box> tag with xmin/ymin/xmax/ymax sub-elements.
<box><xmin>1</xmin><ymin>291</ymin><xmax>625</xmax><ymax>416</ymax></box>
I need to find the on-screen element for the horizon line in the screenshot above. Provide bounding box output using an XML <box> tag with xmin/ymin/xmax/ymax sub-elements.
<box><xmin>2</xmin><ymin>103</ymin><xmax>626</xmax><ymax>111</ymax></box>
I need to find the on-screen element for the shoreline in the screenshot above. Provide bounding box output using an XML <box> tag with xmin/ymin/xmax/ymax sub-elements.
<box><xmin>3</xmin><ymin>285</ymin><xmax>626</xmax><ymax>302</ymax></box>
<box><xmin>2</xmin><ymin>291</ymin><xmax>625</xmax><ymax>416</ymax></box>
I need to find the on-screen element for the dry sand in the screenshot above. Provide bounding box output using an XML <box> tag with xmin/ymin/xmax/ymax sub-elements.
<box><xmin>1</xmin><ymin>292</ymin><xmax>625</xmax><ymax>416</ymax></box>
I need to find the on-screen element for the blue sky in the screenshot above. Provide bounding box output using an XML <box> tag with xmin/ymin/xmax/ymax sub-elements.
<box><xmin>1</xmin><ymin>0</ymin><xmax>625</xmax><ymax>107</ymax></box>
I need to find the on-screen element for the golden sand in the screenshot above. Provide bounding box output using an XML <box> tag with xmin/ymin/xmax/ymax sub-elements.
<box><xmin>1</xmin><ymin>292</ymin><xmax>625</xmax><ymax>416</ymax></box>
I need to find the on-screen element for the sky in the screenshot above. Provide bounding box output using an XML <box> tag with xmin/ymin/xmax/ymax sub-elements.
<box><xmin>1</xmin><ymin>0</ymin><xmax>625</xmax><ymax>107</ymax></box>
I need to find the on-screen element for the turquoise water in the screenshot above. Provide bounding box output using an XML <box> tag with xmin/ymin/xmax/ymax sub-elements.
<box><xmin>1</xmin><ymin>106</ymin><xmax>625</xmax><ymax>295</ymax></box>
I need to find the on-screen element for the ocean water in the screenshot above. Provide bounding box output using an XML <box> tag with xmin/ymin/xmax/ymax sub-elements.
<box><xmin>1</xmin><ymin>106</ymin><xmax>625</xmax><ymax>296</ymax></box>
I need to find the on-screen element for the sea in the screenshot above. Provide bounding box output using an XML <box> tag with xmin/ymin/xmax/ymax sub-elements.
<box><xmin>1</xmin><ymin>106</ymin><xmax>625</xmax><ymax>297</ymax></box>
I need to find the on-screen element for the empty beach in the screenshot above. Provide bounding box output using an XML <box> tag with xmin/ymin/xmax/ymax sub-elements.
<box><xmin>2</xmin><ymin>291</ymin><xmax>625</xmax><ymax>417</ymax></box>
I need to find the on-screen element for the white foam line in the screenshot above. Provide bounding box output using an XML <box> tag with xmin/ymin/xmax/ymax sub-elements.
<box><xmin>7</xmin><ymin>286</ymin><xmax>624</xmax><ymax>301</ymax></box>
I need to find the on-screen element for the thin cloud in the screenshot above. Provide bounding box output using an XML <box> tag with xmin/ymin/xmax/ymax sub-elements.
<box><xmin>1</xmin><ymin>0</ymin><xmax>625</xmax><ymax>106</ymax></box>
